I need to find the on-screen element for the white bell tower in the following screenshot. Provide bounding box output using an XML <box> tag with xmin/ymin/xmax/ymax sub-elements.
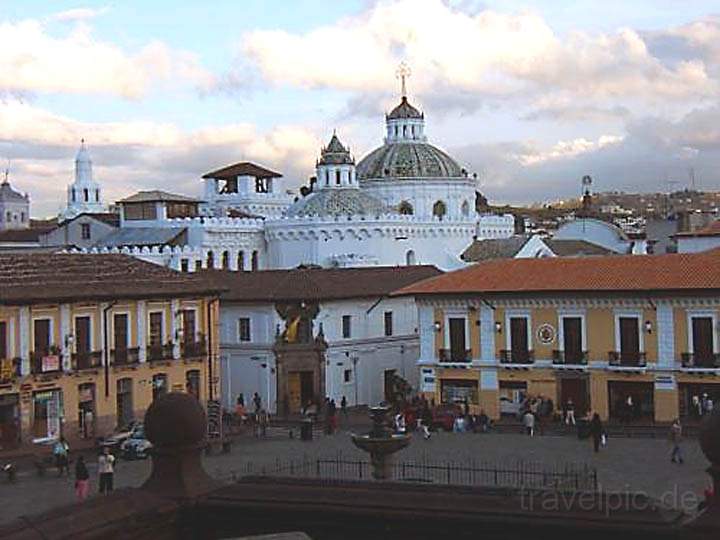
<box><xmin>62</xmin><ymin>140</ymin><xmax>105</xmax><ymax>220</ymax></box>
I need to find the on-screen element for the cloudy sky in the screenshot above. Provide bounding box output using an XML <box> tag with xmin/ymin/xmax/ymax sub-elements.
<box><xmin>2</xmin><ymin>0</ymin><xmax>720</xmax><ymax>217</ymax></box>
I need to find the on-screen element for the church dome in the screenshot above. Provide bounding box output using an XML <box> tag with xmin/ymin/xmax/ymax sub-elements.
<box><xmin>387</xmin><ymin>96</ymin><xmax>423</xmax><ymax>120</ymax></box>
<box><xmin>286</xmin><ymin>188</ymin><xmax>390</xmax><ymax>218</ymax></box>
<box><xmin>357</xmin><ymin>142</ymin><xmax>464</xmax><ymax>180</ymax></box>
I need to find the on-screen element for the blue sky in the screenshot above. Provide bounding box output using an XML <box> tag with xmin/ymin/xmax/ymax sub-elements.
<box><xmin>1</xmin><ymin>0</ymin><xmax>720</xmax><ymax>216</ymax></box>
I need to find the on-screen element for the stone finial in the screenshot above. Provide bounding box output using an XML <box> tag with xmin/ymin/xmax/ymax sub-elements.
<box><xmin>142</xmin><ymin>392</ymin><xmax>218</xmax><ymax>498</ymax></box>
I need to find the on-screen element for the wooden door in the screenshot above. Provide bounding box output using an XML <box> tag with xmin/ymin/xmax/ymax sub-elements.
<box><xmin>510</xmin><ymin>318</ymin><xmax>528</xmax><ymax>361</ymax></box>
<box><xmin>75</xmin><ymin>316</ymin><xmax>91</xmax><ymax>354</ymax></box>
<box><xmin>449</xmin><ymin>318</ymin><xmax>466</xmax><ymax>361</ymax></box>
<box><xmin>563</xmin><ymin>317</ymin><xmax>582</xmax><ymax>362</ymax></box>
<box><xmin>33</xmin><ymin>319</ymin><xmax>50</xmax><ymax>355</ymax></box>
<box><xmin>619</xmin><ymin>317</ymin><xmax>640</xmax><ymax>363</ymax></box>
<box><xmin>113</xmin><ymin>314</ymin><xmax>128</xmax><ymax>351</ymax></box>
<box><xmin>288</xmin><ymin>372</ymin><xmax>301</xmax><ymax>413</ymax></box>
<box><xmin>182</xmin><ymin>310</ymin><xmax>196</xmax><ymax>343</ymax></box>
<box><xmin>692</xmin><ymin>317</ymin><xmax>713</xmax><ymax>364</ymax></box>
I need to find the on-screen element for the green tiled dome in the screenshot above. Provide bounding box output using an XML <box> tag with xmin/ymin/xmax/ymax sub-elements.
<box><xmin>286</xmin><ymin>188</ymin><xmax>390</xmax><ymax>217</ymax></box>
<box><xmin>357</xmin><ymin>142</ymin><xmax>464</xmax><ymax>180</ymax></box>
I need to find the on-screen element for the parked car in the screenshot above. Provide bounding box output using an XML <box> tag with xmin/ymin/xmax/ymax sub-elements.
<box><xmin>499</xmin><ymin>396</ymin><xmax>523</xmax><ymax>417</ymax></box>
<box><xmin>101</xmin><ymin>421</ymin><xmax>139</xmax><ymax>453</ymax></box>
<box><xmin>431</xmin><ymin>404</ymin><xmax>462</xmax><ymax>431</ymax></box>
<box><xmin>120</xmin><ymin>424</ymin><xmax>152</xmax><ymax>460</ymax></box>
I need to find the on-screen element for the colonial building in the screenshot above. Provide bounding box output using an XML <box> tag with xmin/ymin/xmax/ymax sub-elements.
<box><xmin>206</xmin><ymin>265</ymin><xmax>441</xmax><ymax>414</ymax></box>
<box><xmin>395</xmin><ymin>250</ymin><xmax>720</xmax><ymax>422</ymax></box>
<box><xmin>0</xmin><ymin>253</ymin><xmax>221</xmax><ymax>449</ymax></box>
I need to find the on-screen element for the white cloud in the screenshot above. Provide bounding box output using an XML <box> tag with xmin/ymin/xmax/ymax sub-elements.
<box><xmin>516</xmin><ymin>135</ymin><xmax>624</xmax><ymax>166</ymax></box>
<box><xmin>0</xmin><ymin>18</ymin><xmax>214</xmax><ymax>98</ymax></box>
<box><xmin>50</xmin><ymin>7</ymin><xmax>109</xmax><ymax>23</ymax></box>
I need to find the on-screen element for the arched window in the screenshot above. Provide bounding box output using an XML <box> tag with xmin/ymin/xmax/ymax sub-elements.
<box><xmin>152</xmin><ymin>373</ymin><xmax>168</xmax><ymax>401</ymax></box>
<box><xmin>238</xmin><ymin>251</ymin><xmax>245</xmax><ymax>271</ymax></box>
<box><xmin>95</xmin><ymin>189</ymin><xmax>100</xmax><ymax>202</ymax></box>
<box><xmin>221</xmin><ymin>251</ymin><xmax>229</xmax><ymax>269</ymax></box>
<box><xmin>185</xmin><ymin>370</ymin><xmax>200</xmax><ymax>400</ymax></box>
<box><xmin>432</xmin><ymin>200</ymin><xmax>447</xmax><ymax>220</ymax></box>
<box><xmin>325</xmin><ymin>170</ymin><xmax>330</xmax><ymax>185</ymax></box>
<box><xmin>406</xmin><ymin>250</ymin><xmax>416</xmax><ymax>266</ymax></box>
<box><xmin>461</xmin><ymin>200</ymin><xmax>470</xmax><ymax>217</ymax></box>
<box><xmin>335</xmin><ymin>170</ymin><xmax>341</xmax><ymax>185</ymax></box>
<box><xmin>71</xmin><ymin>189</ymin><xmax>76</xmax><ymax>203</ymax></box>
<box><xmin>83</xmin><ymin>188</ymin><xmax>89</xmax><ymax>202</ymax></box>
<box><xmin>398</xmin><ymin>201</ymin><xmax>414</xmax><ymax>215</ymax></box>
<box><xmin>251</xmin><ymin>250</ymin><xmax>259</xmax><ymax>271</ymax></box>
<box><xmin>206</xmin><ymin>251</ymin><xmax>214</xmax><ymax>269</ymax></box>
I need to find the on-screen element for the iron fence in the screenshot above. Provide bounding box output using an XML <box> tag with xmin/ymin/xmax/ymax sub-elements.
<box><xmin>225</xmin><ymin>456</ymin><xmax>598</xmax><ymax>492</ymax></box>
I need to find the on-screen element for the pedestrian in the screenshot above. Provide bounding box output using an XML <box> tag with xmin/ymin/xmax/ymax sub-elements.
<box><xmin>625</xmin><ymin>395</ymin><xmax>634</xmax><ymax>422</ymax></box>
<box><xmin>692</xmin><ymin>395</ymin><xmax>702</xmax><ymax>418</ymax></box>
<box><xmin>238</xmin><ymin>393</ymin><xmax>245</xmax><ymax>407</ymax></box>
<box><xmin>706</xmin><ymin>396</ymin><xmax>715</xmax><ymax>415</ymax></box>
<box><xmin>98</xmin><ymin>446</ymin><xmax>115</xmax><ymax>495</ymax></box>
<box><xmin>669</xmin><ymin>418</ymin><xmax>684</xmax><ymax>464</ymax></box>
<box><xmin>253</xmin><ymin>392</ymin><xmax>262</xmax><ymax>414</ymax></box>
<box><xmin>327</xmin><ymin>399</ymin><xmax>337</xmax><ymax>434</ymax></box>
<box><xmin>74</xmin><ymin>455</ymin><xmax>90</xmax><ymax>501</ymax></box>
<box><xmin>394</xmin><ymin>411</ymin><xmax>406</xmax><ymax>434</ymax></box>
<box><xmin>477</xmin><ymin>409</ymin><xmax>490</xmax><ymax>433</ymax></box>
<box><xmin>340</xmin><ymin>396</ymin><xmax>348</xmax><ymax>419</ymax></box>
<box><xmin>589</xmin><ymin>413</ymin><xmax>603</xmax><ymax>453</ymax></box>
<box><xmin>523</xmin><ymin>410</ymin><xmax>535</xmax><ymax>436</ymax></box>
<box><xmin>257</xmin><ymin>408</ymin><xmax>269</xmax><ymax>438</ymax></box>
<box><xmin>565</xmin><ymin>399</ymin><xmax>576</xmax><ymax>426</ymax></box>
<box><xmin>53</xmin><ymin>436</ymin><xmax>70</xmax><ymax>476</ymax></box>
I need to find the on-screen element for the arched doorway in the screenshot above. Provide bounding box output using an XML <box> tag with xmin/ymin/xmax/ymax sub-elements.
<box><xmin>433</xmin><ymin>200</ymin><xmax>447</xmax><ymax>220</ymax></box>
<box><xmin>406</xmin><ymin>250</ymin><xmax>416</xmax><ymax>266</ymax></box>
<box><xmin>398</xmin><ymin>201</ymin><xmax>414</xmax><ymax>215</ymax></box>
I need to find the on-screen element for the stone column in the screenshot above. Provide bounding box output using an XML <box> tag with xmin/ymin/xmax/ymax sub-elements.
<box><xmin>171</xmin><ymin>299</ymin><xmax>180</xmax><ymax>359</ymax></box>
<box><xmin>418</xmin><ymin>304</ymin><xmax>434</xmax><ymax>364</ymax></box>
<box><xmin>19</xmin><ymin>306</ymin><xmax>30</xmax><ymax>376</ymax></box>
<box><xmin>137</xmin><ymin>301</ymin><xmax>147</xmax><ymax>362</ymax></box>
<box><xmin>228</xmin><ymin>249</ymin><xmax>239</xmax><ymax>271</ymax></box>
<box><xmin>656</xmin><ymin>302</ymin><xmax>675</xmax><ymax>368</ymax></box>
<box><xmin>60</xmin><ymin>304</ymin><xmax>71</xmax><ymax>371</ymax></box>
<box><xmin>480</xmin><ymin>305</ymin><xmax>495</xmax><ymax>362</ymax></box>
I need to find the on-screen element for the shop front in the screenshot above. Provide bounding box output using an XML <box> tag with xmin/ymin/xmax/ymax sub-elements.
<box><xmin>608</xmin><ymin>381</ymin><xmax>654</xmax><ymax>421</ymax></box>
<box><xmin>440</xmin><ymin>378</ymin><xmax>478</xmax><ymax>406</ymax></box>
<box><xmin>32</xmin><ymin>389</ymin><xmax>63</xmax><ymax>442</ymax></box>
<box><xmin>77</xmin><ymin>383</ymin><xmax>96</xmax><ymax>439</ymax></box>
<box><xmin>0</xmin><ymin>393</ymin><xmax>20</xmax><ymax>449</ymax></box>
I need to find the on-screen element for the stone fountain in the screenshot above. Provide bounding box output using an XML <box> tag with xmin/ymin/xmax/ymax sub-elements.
<box><xmin>351</xmin><ymin>405</ymin><xmax>411</xmax><ymax>480</ymax></box>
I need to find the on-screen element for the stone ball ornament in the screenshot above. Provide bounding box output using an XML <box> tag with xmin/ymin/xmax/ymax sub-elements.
<box><xmin>699</xmin><ymin>410</ymin><xmax>720</xmax><ymax>466</ymax></box>
<box><xmin>144</xmin><ymin>391</ymin><xmax>207</xmax><ymax>448</ymax></box>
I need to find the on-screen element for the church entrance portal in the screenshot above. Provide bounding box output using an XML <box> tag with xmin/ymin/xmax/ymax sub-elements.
<box><xmin>288</xmin><ymin>371</ymin><xmax>315</xmax><ymax>413</ymax></box>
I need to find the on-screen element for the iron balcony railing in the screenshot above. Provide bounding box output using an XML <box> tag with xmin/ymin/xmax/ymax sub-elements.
<box><xmin>438</xmin><ymin>348</ymin><xmax>472</xmax><ymax>363</ymax></box>
<box><xmin>499</xmin><ymin>349</ymin><xmax>535</xmax><ymax>365</ymax></box>
<box><xmin>552</xmin><ymin>350</ymin><xmax>589</xmax><ymax>365</ymax></box>
<box><xmin>71</xmin><ymin>350</ymin><xmax>103</xmax><ymax>370</ymax></box>
<box><xmin>111</xmin><ymin>347</ymin><xmax>141</xmax><ymax>366</ymax></box>
<box><xmin>0</xmin><ymin>358</ymin><xmax>21</xmax><ymax>383</ymax></box>
<box><xmin>147</xmin><ymin>344</ymin><xmax>175</xmax><ymax>362</ymax></box>
<box><xmin>30</xmin><ymin>350</ymin><xmax>62</xmax><ymax>374</ymax></box>
<box><xmin>608</xmin><ymin>351</ymin><xmax>647</xmax><ymax>367</ymax></box>
<box><xmin>681</xmin><ymin>352</ymin><xmax>720</xmax><ymax>369</ymax></box>
<box><xmin>181</xmin><ymin>339</ymin><xmax>207</xmax><ymax>359</ymax></box>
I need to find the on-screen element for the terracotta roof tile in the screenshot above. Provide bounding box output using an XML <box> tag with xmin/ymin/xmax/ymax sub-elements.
<box><xmin>202</xmin><ymin>162</ymin><xmax>282</xmax><ymax>180</ymax></box>
<box><xmin>0</xmin><ymin>254</ymin><xmax>223</xmax><ymax>305</ymax></box>
<box><xmin>394</xmin><ymin>250</ymin><xmax>720</xmax><ymax>297</ymax></box>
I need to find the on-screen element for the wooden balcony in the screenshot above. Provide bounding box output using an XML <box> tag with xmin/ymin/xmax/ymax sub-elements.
<box><xmin>71</xmin><ymin>350</ymin><xmax>103</xmax><ymax>370</ymax></box>
<box><xmin>111</xmin><ymin>347</ymin><xmax>141</xmax><ymax>366</ymax></box>
<box><xmin>438</xmin><ymin>348</ymin><xmax>472</xmax><ymax>363</ymax></box>
<box><xmin>552</xmin><ymin>350</ymin><xmax>588</xmax><ymax>365</ymax></box>
<box><xmin>0</xmin><ymin>358</ymin><xmax>21</xmax><ymax>383</ymax></box>
<box><xmin>499</xmin><ymin>349</ymin><xmax>535</xmax><ymax>365</ymax></box>
<box><xmin>181</xmin><ymin>339</ymin><xmax>207</xmax><ymax>360</ymax></box>
<box><xmin>681</xmin><ymin>352</ymin><xmax>720</xmax><ymax>369</ymax></box>
<box><xmin>147</xmin><ymin>344</ymin><xmax>175</xmax><ymax>362</ymax></box>
<box><xmin>608</xmin><ymin>351</ymin><xmax>647</xmax><ymax>367</ymax></box>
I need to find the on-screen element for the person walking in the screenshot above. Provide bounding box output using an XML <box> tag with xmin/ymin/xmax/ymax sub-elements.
<box><xmin>53</xmin><ymin>436</ymin><xmax>70</xmax><ymax>476</ymax></box>
<box><xmin>669</xmin><ymin>418</ymin><xmax>684</xmax><ymax>464</ymax></box>
<box><xmin>98</xmin><ymin>446</ymin><xmax>116</xmax><ymax>495</ymax></box>
<box><xmin>327</xmin><ymin>399</ymin><xmax>338</xmax><ymax>434</ymax></box>
<box><xmin>589</xmin><ymin>413</ymin><xmax>603</xmax><ymax>453</ymax></box>
<box><xmin>74</xmin><ymin>455</ymin><xmax>90</xmax><ymax>501</ymax></box>
<box><xmin>253</xmin><ymin>392</ymin><xmax>262</xmax><ymax>414</ymax></box>
<box><xmin>523</xmin><ymin>410</ymin><xmax>535</xmax><ymax>436</ymax></box>
<box><xmin>340</xmin><ymin>396</ymin><xmax>348</xmax><ymax>420</ymax></box>
<box><xmin>257</xmin><ymin>408</ymin><xmax>269</xmax><ymax>438</ymax></box>
<box><xmin>565</xmin><ymin>399</ymin><xmax>576</xmax><ymax>426</ymax></box>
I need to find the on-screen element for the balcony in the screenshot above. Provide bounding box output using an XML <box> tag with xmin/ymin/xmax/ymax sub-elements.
<box><xmin>499</xmin><ymin>349</ymin><xmax>535</xmax><ymax>365</ymax></box>
<box><xmin>147</xmin><ymin>344</ymin><xmax>175</xmax><ymax>362</ymax></box>
<box><xmin>71</xmin><ymin>351</ymin><xmax>102</xmax><ymax>370</ymax></box>
<box><xmin>681</xmin><ymin>352</ymin><xmax>720</xmax><ymax>369</ymax></box>
<box><xmin>438</xmin><ymin>348</ymin><xmax>472</xmax><ymax>363</ymax></box>
<box><xmin>111</xmin><ymin>347</ymin><xmax>140</xmax><ymax>366</ymax></box>
<box><xmin>181</xmin><ymin>339</ymin><xmax>207</xmax><ymax>360</ymax></box>
<box><xmin>30</xmin><ymin>350</ymin><xmax>62</xmax><ymax>375</ymax></box>
<box><xmin>608</xmin><ymin>351</ymin><xmax>647</xmax><ymax>367</ymax></box>
<box><xmin>0</xmin><ymin>358</ymin><xmax>21</xmax><ymax>384</ymax></box>
<box><xmin>552</xmin><ymin>350</ymin><xmax>588</xmax><ymax>365</ymax></box>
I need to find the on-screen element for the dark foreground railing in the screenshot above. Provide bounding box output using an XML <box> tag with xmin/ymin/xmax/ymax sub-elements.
<box><xmin>228</xmin><ymin>456</ymin><xmax>598</xmax><ymax>492</ymax></box>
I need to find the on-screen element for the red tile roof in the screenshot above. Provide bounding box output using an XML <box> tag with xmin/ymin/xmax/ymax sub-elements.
<box><xmin>202</xmin><ymin>265</ymin><xmax>442</xmax><ymax>303</ymax></box>
<box><xmin>394</xmin><ymin>250</ymin><xmax>720</xmax><ymax>297</ymax></box>
<box><xmin>202</xmin><ymin>162</ymin><xmax>282</xmax><ymax>180</ymax></box>
<box><xmin>0</xmin><ymin>254</ymin><xmax>224</xmax><ymax>304</ymax></box>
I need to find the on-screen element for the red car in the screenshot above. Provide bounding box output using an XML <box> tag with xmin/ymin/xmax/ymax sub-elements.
<box><xmin>431</xmin><ymin>404</ymin><xmax>463</xmax><ymax>431</ymax></box>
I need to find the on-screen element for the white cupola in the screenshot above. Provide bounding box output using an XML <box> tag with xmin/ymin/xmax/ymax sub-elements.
<box><xmin>315</xmin><ymin>132</ymin><xmax>358</xmax><ymax>190</ymax></box>
<box><xmin>62</xmin><ymin>139</ymin><xmax>105</xmax><ymax>220</ymax></box>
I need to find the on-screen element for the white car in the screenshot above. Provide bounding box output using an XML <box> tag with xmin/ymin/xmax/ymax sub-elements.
<box><xmin>499</xmin><ymin>396</ymin><xmax>522</xmax><ymax>416</ymax></box>
<box><xmin>120</xmin><ymin>424</ymin><xmax>152</xmax><ymax>459</ymax></box>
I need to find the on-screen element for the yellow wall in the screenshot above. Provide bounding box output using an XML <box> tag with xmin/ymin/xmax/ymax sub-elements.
<box><xmin>532</xmin><ymin>307</ymin><xmax>556</xmax><ymax>358</ymax></box>
<box><xmin>674</xmin><ymin>307</ymin><xmax>688</xmax><ymax>359</ymax></box>
<box><xmin>643</xmin><ymin>308</ymin><xmax>658</xmax><ymax>363</ymax></box>
<box><xmin>586</xmin><ymin>308</ymin><xmax>614</xmax><ymax>362</ymax></box>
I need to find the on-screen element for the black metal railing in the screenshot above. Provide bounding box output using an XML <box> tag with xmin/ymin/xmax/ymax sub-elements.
<box><xmin>438</xmin><ymin>348</ymin><xmax>472</xmax><ymax>362</ymax></box>
<box><xmin>681</xmin><ymin>352</ymin><xmax>720</xmax><ymax>369</ymax></box>
<box><xmin>0</xmin><ymin>358</ymin><xmax>21</xmax><ymax>383</ymax></box>
<box><xmin>30</xmin><ymin>350</ymin><xmax>62</xmax><ymax>374</ymax></box>
<box><xmin>552</xmin><ymin>350</ymin><xmax>588</xmax><ymax>365</ymax></box>
<box><xmin>228</xmin><ymin>457</ymin><xmax>598</xmax><ymax>492</ymax></box>
<box><xmin>147</xmin><ymin>344</ymin><xmax>175</xmax><ymax>362</ymax></box>
<box><xmin>499</xmin><ymin>349</ymin><xmax>535</xmax><ymax>364</ymax></box>
<box><xmin>111</xmin><ymin>347</ymin><xmax>140</xmax><ymax>366</ymax></box>
<box><xmin>181</xmin><ymin>339</ymin><xmax>207</xmax><ymax>359</ymax></box>
<box><xmin>71</xmin><ymin>350</ymin><xmax>102</xmax><ymax>370</ymax></box>
<box><xmin>608</xmin><ymin>351</ymin><xmax>647</xmax><ymax>367</ymax></box>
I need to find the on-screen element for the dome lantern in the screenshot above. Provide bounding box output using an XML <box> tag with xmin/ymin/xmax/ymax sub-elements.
<box><xmin>316</xmin><ymin>132</ymin><xmax>357</xmax><ymax>190</ymax></box>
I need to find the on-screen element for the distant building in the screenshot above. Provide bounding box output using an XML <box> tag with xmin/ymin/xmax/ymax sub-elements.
<box><xmin>0</xmin><ymin>174</ymin><xmax>30</xmax><ymax>231</ymax></box>
<box><xmin>461</xmin><ymin>235</ymin><xmax>615</xmax><ymax>262</ymax></box>
<box><xmin>674</xmin><ymin>220</ymin><xmax>720</xmax><ymax>253</ymax></box>
<box><xmin>61</xmin><ymin>141</ymin><xmax>106</xmax><ymax>221</ymax></box>
<box><xmin>553</xmin><ymin>218</ymin><xmax>650</xmax><ymax>254</ymax></box>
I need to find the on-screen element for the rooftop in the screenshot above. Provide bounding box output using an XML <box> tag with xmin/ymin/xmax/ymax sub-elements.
<box><xmin>0</xmin><ymin>253</ymin><xmax>223</xmax><ymax>305</ymax></box>
<box><xmin>203</xmin><ymin>265</ymin><xmax>442</xmax><ymax>303</ymax></box>
<box><xmin>395</xmin><ymin>249</ymin><xmax>720</xmax><ymax>297</ymax></box>
<box><xmin>387</xmin><ymin>96</ymin><xmax>423</xmax><ymax>120</ymax></box>
<box><xmin>202</xmin><ymin>162</ymin><xmax>283</xmax><ymax>180</ymax></box>
<box><xmin>95</xmin><ymin>227</ymin><xmax>186</xmax><ymax>248</ymax></box>
<box><xmin>118</xmin><ymin>191</ymin><xmax>200</xmax><ymax>204</ymax></box>
<box><xmin>0</xmin><ymin>179</ymin><xmax>28</xmax><ymax>203</ymax></box>
<box><xmin>60</xmin><ymin>212</ymin><xmax>120</xmax><ymax>228</ymax></box>
<box><xmin>675</xmin><ymin>220</ymin><xmax>720</xmax><ymax>238</ymax></box>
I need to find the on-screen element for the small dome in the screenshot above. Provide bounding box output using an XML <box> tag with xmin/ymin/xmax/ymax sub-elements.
<box><xmin>357</xmin><ymin>142</ymin><xmax>464</xmax><ymax>180</ymax></box>
<box><xmin>387</xmin><ymin>96</ymin><xmax>423</xmax><ymax>120</ymax></box>
<box><xmin>318</xmin><ymin>133</ymin><xmax>354</xmax><ymax>166</ymax></box>
<box><xmin>286</xmin><ymin>188</ymin><xmax>390</xmax><ymax>217</ymax></box>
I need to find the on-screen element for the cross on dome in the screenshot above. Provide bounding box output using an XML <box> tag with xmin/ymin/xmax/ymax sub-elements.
<box><xmin>396</xmin><ymin>61</ymin><xmax>411</xmax><ymax>98</ymax></box>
